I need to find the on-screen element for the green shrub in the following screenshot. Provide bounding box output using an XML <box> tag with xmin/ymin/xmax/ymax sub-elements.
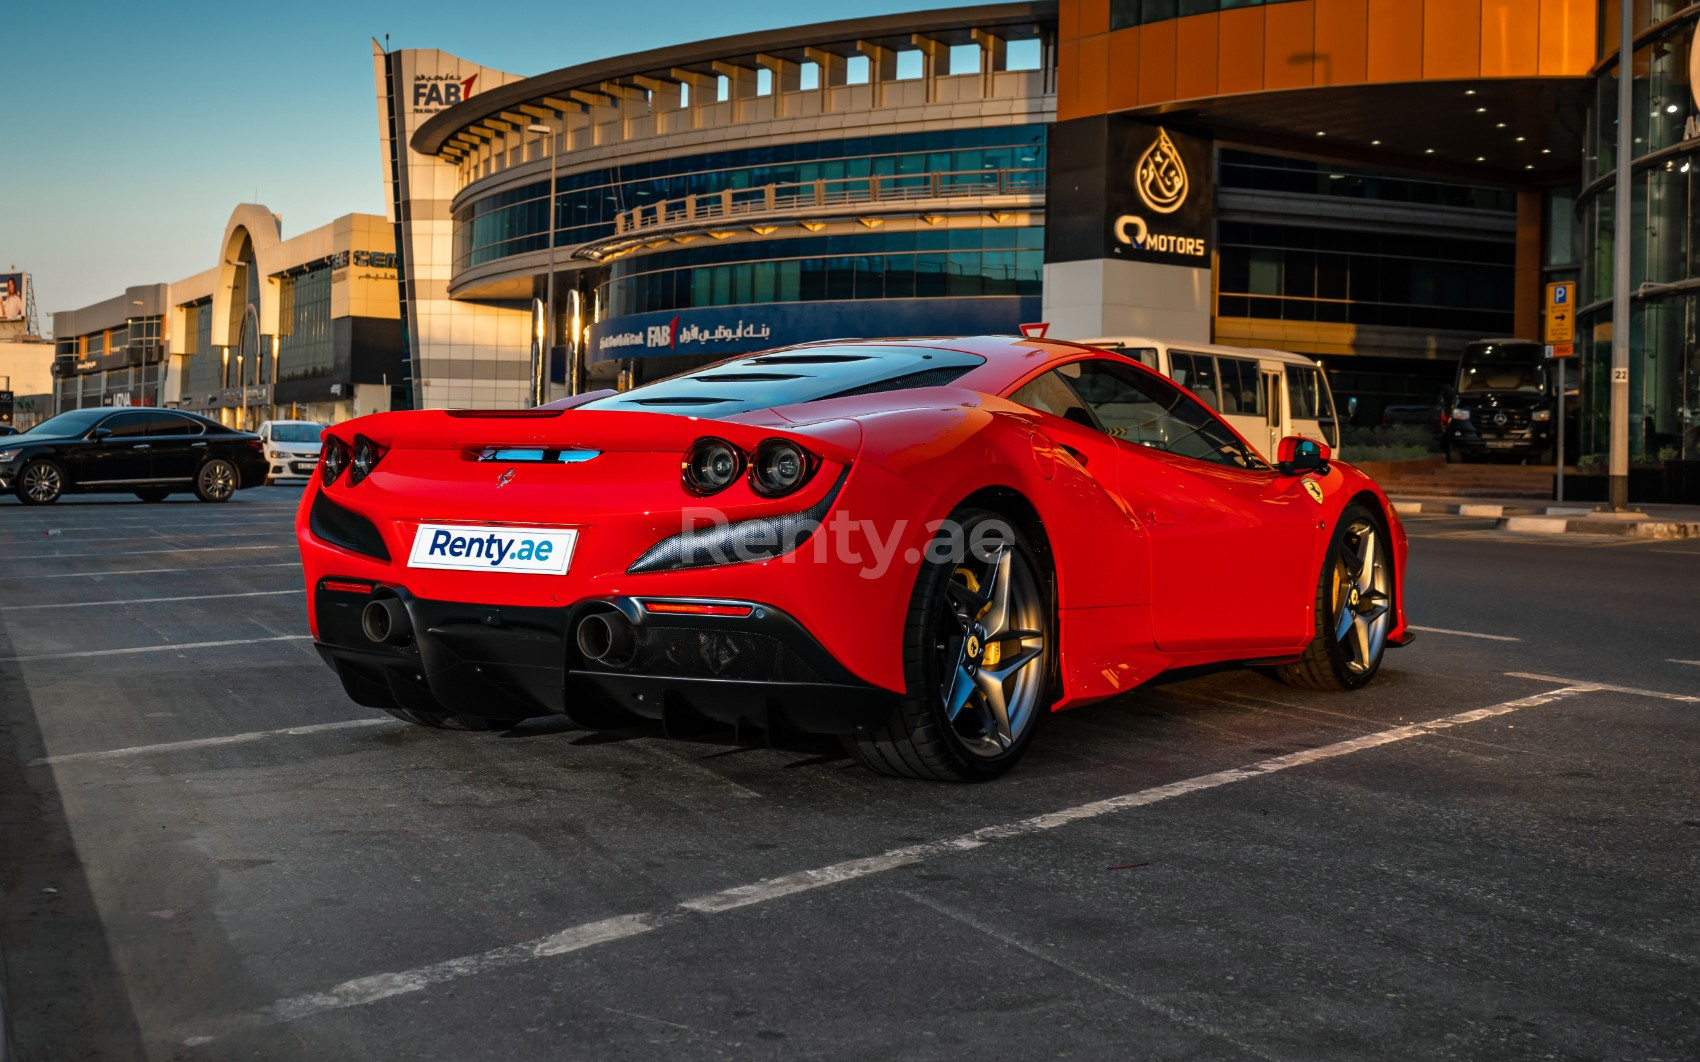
<box><xmin>1343</xmin><ymin>444</ymin><xmax>1432</xmax><ymax>463</ymax></box>
<box><xmin>1341</xmin><ymin>424</ymin><xmax>1442</xmax><ymax>453</ymax></box>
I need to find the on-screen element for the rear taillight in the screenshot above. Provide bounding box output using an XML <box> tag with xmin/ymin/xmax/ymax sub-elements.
<box><xmin>348</xmin><ymin>435</ymin><xmax>386</xmax><ymax>486</ymax></box>
<box><xmin>750</xmin><ymin>439</ymin><xmax>816</xmax><ymax>497</ymax></box>
<box><xmin>321</xmin><ymin>437</ymin><xmax>350</xmax><ymax>485</ymax></box>
<box><xmin>683</xmin><ymin>438</ymin><xmax>744</xmax><ymax>496</ymax></box>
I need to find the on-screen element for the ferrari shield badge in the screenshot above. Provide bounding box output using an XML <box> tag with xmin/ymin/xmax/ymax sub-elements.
<box><xmin>1303</xmin><ymin>479</ymin><xmax>1325</xmax><ymax>505</ymax></box>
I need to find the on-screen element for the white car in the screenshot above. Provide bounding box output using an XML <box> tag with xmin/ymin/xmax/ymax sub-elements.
<box><xmin>258</xmin><ymin>420</ymin><xmax>328</xmax><ymax>483</ymax></box>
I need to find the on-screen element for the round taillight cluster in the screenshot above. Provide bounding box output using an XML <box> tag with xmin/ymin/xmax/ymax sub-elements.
<box><xmin>321</xmin><ymin>437</ymin><xmax>350</xmax><ymax>485</ymax></box>
<box><xmin>321</xmin><ymin>434</ymin><xmax>386</xmax><ymax>487</ymax></box>
<box><xmin>682</xmin><ymin>437</ymin><xmax>817</xmax><ymax>498</ymax></box>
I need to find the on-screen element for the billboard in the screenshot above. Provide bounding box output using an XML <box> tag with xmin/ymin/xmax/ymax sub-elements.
<box><xmin>0</xmin><ymin>272</ymin><xmax>25</xmax><ymax>322</ymax></box>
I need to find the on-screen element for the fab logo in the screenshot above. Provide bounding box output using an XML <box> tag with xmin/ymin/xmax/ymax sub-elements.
<box><xmin>412</xmin><ymin>74</ymin><xmax>478</xmax><ymax>110</ymax></box>
<box><xmin>407</xmin><ymin>523</ymin><xmax>578</xmax><ymax>575</ymax></box>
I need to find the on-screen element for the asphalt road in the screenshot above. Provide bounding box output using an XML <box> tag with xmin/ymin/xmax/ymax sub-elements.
<box><xmin>0</xmin><ymin>489</ymin><xmax>1696</xmax><ymax>1061</ymax></box>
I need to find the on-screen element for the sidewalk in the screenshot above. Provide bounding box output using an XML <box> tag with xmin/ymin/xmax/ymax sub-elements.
<box><xmin>1388</xmin><ymin>494</ymin><xmax>1700</xmax><ymax>538</ymax></box>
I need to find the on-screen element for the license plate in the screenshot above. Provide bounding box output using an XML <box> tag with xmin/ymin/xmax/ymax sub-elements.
<box><xmin>291</xmin><ymin>462</ymin><xmax>316</xmax><ymax>473</ymax></box>
<box><xmin>408</xmin><ymin>523</ymin><xmax>578</xmax><ymax>575</ymax></box>
<box><xmin>1485</xmin><ymin>441</ymin><xmax>1517</xmax><ymax>448</ymax></box>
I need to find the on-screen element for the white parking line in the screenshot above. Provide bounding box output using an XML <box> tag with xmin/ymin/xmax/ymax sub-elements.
<box><xmin>0</xmin><ymin>528</ymin><xmax>290</xmax><ymax>545</ymax></box>
<box><xmin>1409</xmin><ymin>625</ymin><xmax>1522</xmax><ymax>642</ymax></box>
<box><xmin>0</xmin><ymin>561</ymin><xmax>301</xmax><ymax>580</ymax></box>
<box><xmin>0</xmin><ymin>589</ymin><xmax>304</xmax><ymax>611</ymax></box>
<box><xmin>28</xmin><ymin>718</ymin><xmax>392</xmax><ymax>767</ymax></box>
<box><xmin>1669</xmin><ymin>659</ymin><xmax>1700</xmax><ymax>668</ymax></box>
<box><xmin>5</xmin><ymin>634</ymin><xmax>313</xmax><ymax>661</ymax></box>
<box><xmin>223</xmin><ymin>685</ymin><xmax>1589</xmax><ymax>1035</ymax></box>
<box><xmin>1505</xmin><ymin>672</ymin><xmax>1700</xmax><ymax>703</ymax></box>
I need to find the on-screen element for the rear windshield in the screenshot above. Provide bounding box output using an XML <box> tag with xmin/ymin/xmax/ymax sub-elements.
<box><xmin>578</xmin><ymin>345</ymin><xmax>985</xmax><ymax>417</ymax></box>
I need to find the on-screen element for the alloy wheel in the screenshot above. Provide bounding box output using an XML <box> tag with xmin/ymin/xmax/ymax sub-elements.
<box><xmin>935</xmin><ymin>542</ymin><xmax>1047</xmax><ymax>758</ymax></box>
<box><xmin>22</xmin><ymin>463</ymin><xmax>61</xmax><ymax>503</ymax></box>
<box><xmin>1331</xmin><ymin>519</ymin><xmax>1391</xmax><ymax>674</ymax></box>
<box><xmin>200</xmin><ymin>461</ymin><xmax>236</xmax><ymax>501</ymax></box>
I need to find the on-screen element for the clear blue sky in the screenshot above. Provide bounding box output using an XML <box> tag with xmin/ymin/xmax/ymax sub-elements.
<box><xmin>9</xmin><ymin>0</ymin><xmax>924</xmax><ymax>330</ymax></box>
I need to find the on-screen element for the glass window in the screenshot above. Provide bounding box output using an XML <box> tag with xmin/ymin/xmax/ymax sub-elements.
<box><xmin>99</xmin><ymin>411</ymin><xmax>153</xmax><ymax>439</ymax></box>
<box><xmin>148</xmin><ymin>413</ymin><xmax>206</xmax><ymax>437</ymax></box>
<box><xmin>1063</xmin><ymin>359</ymin><xmax>1267</xmax><ymax>470</ymax></box>
<box><xmin>1169</xmin><ymin>350</ymin><xmax>1223</xmax><ymax>411</ymax></box>
<box><xmin>1010</xmin><ymin>370</ymin><xmax>1095</xmax><ymax>423</ymax></box>
<box><xmin>1216</xmin><ymin>355</ymin><xmax>1264</xmax><ymax>416</ymax></box>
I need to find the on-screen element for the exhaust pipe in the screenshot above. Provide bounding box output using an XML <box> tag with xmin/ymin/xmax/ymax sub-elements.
<box><xmin>577</xmin><ymin>611</ymin><xmax>636</xmax><ymax>667</ymax></box>
<box><xmin>361</xmin><ymin>598</ymin><xmax>413</xmax><ymax>646</ymax></box>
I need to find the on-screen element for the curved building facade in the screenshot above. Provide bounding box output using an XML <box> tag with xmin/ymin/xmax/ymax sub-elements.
<box><xmin>385</xmin><ymin>5</ymin><xmax>1054</xmax><ymax>398</ymax></box>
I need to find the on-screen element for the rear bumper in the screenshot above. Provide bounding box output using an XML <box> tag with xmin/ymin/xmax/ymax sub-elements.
<box><xmin>312</xmin><ymin>584</ymin><xmax>895</xmax><ymax>735</ymax></box>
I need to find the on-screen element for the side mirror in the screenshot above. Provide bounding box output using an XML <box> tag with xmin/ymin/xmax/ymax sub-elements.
<box><xmin>1276</xmin><ymin>435</ymin><xmax>1331</xmax><ymax>476</ymax></box>
<box><xmin>90</xmin><ymin>427</ymin><xmax>113</xmax><ymax>441</ymax></box>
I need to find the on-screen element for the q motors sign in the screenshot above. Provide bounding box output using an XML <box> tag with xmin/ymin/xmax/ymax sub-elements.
<box><xmin>1105</xmin><ymin>122</ymin><xmax>1213</xmax><ymax>266</ymax></box>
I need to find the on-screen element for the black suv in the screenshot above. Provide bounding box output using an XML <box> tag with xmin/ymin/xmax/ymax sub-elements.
<box><xmin>0</xmin><ymin>407</ymin><xmax>271</xmax><ymax>505</ymax></box>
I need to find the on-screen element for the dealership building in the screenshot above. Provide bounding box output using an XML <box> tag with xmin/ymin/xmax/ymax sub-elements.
<box><xmin>43</xmin><ymin>0</ymin><xmax>1699</xmax><ymax>467</ymax></box>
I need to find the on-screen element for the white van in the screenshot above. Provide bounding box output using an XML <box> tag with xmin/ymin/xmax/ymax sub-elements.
<box><xmin>1078</xmin><ymin>336</ymin><xmax>1341</xmax><ymax>461</ymax></box>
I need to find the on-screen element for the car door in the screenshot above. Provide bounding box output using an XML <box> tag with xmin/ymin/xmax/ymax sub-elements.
<box><xmin>147</xmin><ymin>412</ymin><xmax>208</xmax><ymax>482</ymax></box>
<box><xmin>1058</xmin><ymin>357</ymin><xmax>1323</xmax><ymax>653</ymax></box>
<box><xmin>77</xmin><ymin>410</ymin><xmax>155</xmax><ymax>484</ymax></box>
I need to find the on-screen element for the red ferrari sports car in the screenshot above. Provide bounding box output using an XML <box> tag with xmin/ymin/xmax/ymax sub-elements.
<box><xmin>297</xmin><ymin>336</ymin><xmax>1410</xmax><ymax>781</ymax></box>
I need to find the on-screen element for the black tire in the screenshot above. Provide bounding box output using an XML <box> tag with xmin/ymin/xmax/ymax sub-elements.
<box><xmin>134</xmin><ymin>488</ymin><xmax>169</xmax><ymax>503</ymax></box>
<box><xmin>377</xmin><ymin>707</ymin><xmax>527</xmax><ymax>731</ymax></box>
<box><xmin>842</xmin><ymin>508</ymin><xmax>1054</xmax><ymax>782</ymax></box>
<box><xmin>1276</xmin><ymin>503</ymin><xmax>1395</xmax><ymax>692</ymax></box>
<box><xmin>1445</xmin><ymin>445</ymin><xmax>1464</xmax><ymax>464</ymax></box>
<box><xmin>194</xmin><ymin>458</ymin><xmax>239</xmax><ymax>503</ymax></box>
<box><xmin>16</xmin><ymin>459</ymin><xmax>65</xmax><ymax>505</ymax></box>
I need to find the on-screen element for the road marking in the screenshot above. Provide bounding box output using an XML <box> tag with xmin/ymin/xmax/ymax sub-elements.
<box><xmin>1409</xmin><ymin>625</ymin><xmax>1521</xmax><ymax>642</ymax></box>
<box><xmin>28</xmin><ymin>718</ymin><xmax>392</xmax><ymax>767</ymax></box>
<box><xmin>10</xmin><ymin>544</ymin><xmax>289</xmax><ymax>559</ymax></box>
<box><xmin>902</xmin><ymin>891</ymin><xmax>1289</xmax><ymax>1062</ymax></box>
<box><xmin>0</xmin><ymin>589</ymin><xmax>304</xmax><ymax>611</ymax></box>
<box><xmin>5</xmin><ymin>634</ymin><xmax>313</xmax><ymax>662</ymax></box>
<box><xmin>1505</xmin><ymin>672</ymin><xmax>1700</xmax><ymax>703</ymax></box>
<box><xmin>1669</xmin><ymin>659</ymin><xmax>1700</xmax><ymax>668</ymax></box>
<box><xmin>0</xmin><ymin>561</ymin><xmax>301</xmax><ymax>580</ymax></box>
<box><xmin>230</xmin><ymin>687</ymin><xmax>1587</xmax><ymax>1034</ymax></box>
<box><xmin>267</xmin><ymin>915</ymin><xmax>657</xmax><ymax>1023</ymax></box>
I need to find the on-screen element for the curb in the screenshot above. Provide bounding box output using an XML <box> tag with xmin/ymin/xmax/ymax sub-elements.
<box><xmin>1496</xmin><ymin>515</ymin><xmax>1700</xmax><ymax>538</ymax></box>
<box><xmin>1390</xmin><ymin>500</ymin><xmax>1593</xmax><ymax>518</ymax></box>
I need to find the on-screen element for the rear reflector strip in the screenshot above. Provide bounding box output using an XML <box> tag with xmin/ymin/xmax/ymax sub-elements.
<box><xmin>320</xmin><ymin>580</ymin><xmax>374</xmax><ymax>595</ymax></box>
<box><xmin>641</xmin><ymin>601</ymin><xmax>755</xmax><ymax>617</ymax></box>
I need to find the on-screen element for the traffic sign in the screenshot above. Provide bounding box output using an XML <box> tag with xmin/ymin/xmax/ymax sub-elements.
<box><xmin>1544</xmin><ymin>281</ymin><xmax>1575</xmax><ymax>343</ymax></box>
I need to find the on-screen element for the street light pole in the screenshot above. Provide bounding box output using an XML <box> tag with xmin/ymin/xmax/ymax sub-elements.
<box><xmin>528</xmin><ymin>122</ymin><xmax>558</xmax><ymax>406</ymax></box>
<box><xmin>1608</xmin><ymin>0</ymin><xmax>1633</xmax><ymax>509</ymax></box>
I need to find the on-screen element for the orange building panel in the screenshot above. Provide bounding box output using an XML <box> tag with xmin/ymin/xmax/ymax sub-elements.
<box><xmin>1076</xmin><ymin>34</ymin><xmax>1111</xmax><ymax>119</ymax></box>
<box><xmin>1080</xmin><ymin>0</ymin><xmax>1112</xmax><ymax>37</ymax></box>
<box><xmin>1264</xmin><ymin>0</ymin><xmax>1318</xmax><ymax>90</ymax></box>
<box><xmin>1365</xmin><ymin>0</ymin><xmax>1424</xmax><ymax>83</ymax></box>
<box><xmin>1108</xmin><ymin>27</ymin><xmax>1143</xmax><ymax>111</ymax></box>
<box><xmin>1139</xmin><ymin>19</ymin><xmax>1179</xmax><ymax>105</ymax></box>
<box><xmin>1480</xmin><ymin>0</ymin><xmax>1541</xmax><ymax>77</ymax></box>
<box><xmin>1057</xmin><ymin>39</ymin><xmax>1084</xmax><ymax>121</ymax></box>
<box><xmin>1538</xmin><ymin>0</ymin><xmax>1596</xmax><ymax>75</ymax></box>
<box><xmin>1424</xmin><ymin>0</ymin><xmax>1485</xmax><ymax>80</ymax></box>
<box><xmin>1217</xmin><ymin>6</ymin><xmax>1268</xmax><ymax>96</ymax></box>
<box><xmin>1058</xmin><ymin>0</ymin><xmax>1080</xmax><ymax>46</ymax></box>
<box><xmin>1313</xmin><ymin>0</ymin><xmax>1370</xmax><ymax>84</ymax></box>
<box><xmin>1175</xmin><ymin>14</ymin><xmax>1222</xmax><ymax>101</ymax></box>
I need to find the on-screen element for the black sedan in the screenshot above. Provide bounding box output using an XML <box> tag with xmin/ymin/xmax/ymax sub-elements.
<box><xmin>0</xmin><ymin>407</ymin><xmax>271</xmax><ymax>505</ymax></box>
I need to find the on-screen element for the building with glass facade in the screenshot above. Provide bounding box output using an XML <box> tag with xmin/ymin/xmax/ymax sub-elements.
<box><xmin>52</xmin><ymin>207</ymin><xmax>405</xmax><ymax>429</ymax></box>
